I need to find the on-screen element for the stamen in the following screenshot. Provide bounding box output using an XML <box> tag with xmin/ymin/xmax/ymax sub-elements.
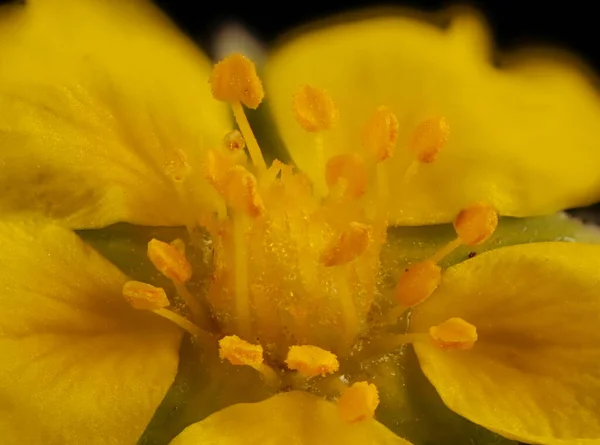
<box><xmin>147</xmin><ymin>238</ymin><xmax>209</xmax><ymax>322</ymax></box>
<box><xmin>220</xmin><ymin>166</ymin><xmax>265</xmax><ymax>218</ymax></box>
<box><xmin>454</xmin><ymin>202</ymin><xmax>498</xmax><ymax>246</ymax></box>
<box><xmin>408</xmin><ymin>116</ymin><xmax>450</xmax><ymax>163</ymax></box>
<box><xmin>325</xmin><ymin>153</ymin><xmax>368</xmax><ymax>200</ymax></box>
<box><xmin>402</xmin><ymin>116</ymin><xmax>450</xmax><ymax>185</ymax></box>
<box><xmin>285</xmin><ymin>345</ymin><xmax>340</xmax><ymax>378</ymax></box>
<box><xmin>361</xmin><ymin>106</ymin><xmax>399</xmax><ymax>162</ymax></box>
<box><xmin>320</xmin><ymin>222</ymin><xmax>371</xmax><ymax>267</ymax></box>
<box><xmin>429</xmin><ymin>203</ymin><xmax>498</xmax><ymax>263</ymax></box>
<box><xmin>210</xmin><ymin>54</ymin><xmax>266</xmax><ymax>171</ymax></box>
<box><xmin>122</xmin><ymin>281</ymin><xmax>208</xmax><ymax>338</ymax></box>
<box><xmin>429</xmin><ymin>317</ymin><xmax>478</xmax><ymax>350</ymax></box>
<box><xmin>219</xmin><ymin>335</ymin><xmax>278</xmax><ymax>383</ymax></box>
<box><xmin>387</xmin><ymin>204</ymin><xmax>497</xmax><ymax>321</ymax></box>
<box><xmin>210</xmin><ymin>53</ymin><xmax>264</xmax><ymax>109</ymax></box>
<box><xmin>292</xmin><ymin>85</ymin><xmax>339</xmax><ymax>133</ymax></box>
<box><xmin>395</xmin><ymin>259</ymin><xmax>442</xmax><ymax>307</ymax></box>
<box><xmin>233</xmin><ymin>214</ymin><xmax>251</xmax><ymax>339</ymax></box>
<box><xmin>337</xmin><ymin>382</ymin><xmax>380</xmax><ymax>423</ymax></box>
<box><xmin>224</xmin><ymin>129</ymin><xmax>245</xmax><ymax>151</ymax></box>
<box><xmin>122</xmin><ymin>280</ymin><xmax>169</xmax><ymax>311</ymax></box>
<box><xmin>147</xmin><ymin>238</ymin><xmax>192</xmax><ymax>283</ymax></box>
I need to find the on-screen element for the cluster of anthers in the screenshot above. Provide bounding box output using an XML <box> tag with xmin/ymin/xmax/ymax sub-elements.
<box><xmin>121</xmin><ymin>53</ymin><xmax>498</xmax><ymax>423</ymax></box>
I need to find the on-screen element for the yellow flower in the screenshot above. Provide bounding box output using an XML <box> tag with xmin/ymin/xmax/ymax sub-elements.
<box><xmin>1</xmin><ymin>0</ymin><xmax>600</xmax><ymax>444</ymax></box>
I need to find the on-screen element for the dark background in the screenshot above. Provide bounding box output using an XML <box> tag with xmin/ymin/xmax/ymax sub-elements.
<box><xmin>155</xmin><ymin>0</ymin><xmax>600</xmax><ymax>71</ymax></box>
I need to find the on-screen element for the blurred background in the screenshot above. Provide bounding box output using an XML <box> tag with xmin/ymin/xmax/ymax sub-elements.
<box><xmin>154</xmin><ymin>0</ymin><xmax>600</xmax><ymax>220</ymax></box>
<box><xmin>154</xmin><ymin>0</ymin><xmax>600</xmax><ymax>71</ymax></box>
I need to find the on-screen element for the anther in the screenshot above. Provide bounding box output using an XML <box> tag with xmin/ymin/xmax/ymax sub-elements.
<box><xmin>338</xmin><ymin>382</ymin><xmax>380</xmax><ymax>423</ymax></box>
<box><xmin>210</xmin><ymin>53</ymin><xmax>264</xmax><ymax>109</ymax></box>
<box><xmin>219</xmin><ymin>335</ymin><xmax>264</xmax><ymax>367</ymax></box>
<box><xmin>325</xmin><ymin>153</ymin><xmax>368</xmax><ymax>199</ymax></box>
<box><xmin>361</xmin><ymin>106</ymin><xmax>399</xmax><ymax>162</ymax></box>
<box><xmin>219</xmin><ymin>335</ymin><xmax>279</xmax><ymax>384</ymax></box>
<box><xmin>395</xmin><ymin>260</ymin><xmax>442</xmax><ymax>307</ymax></box>
<box><xmin>285</xmin><ymin>345</ymin><xmax>340</xmax><ymax>378</ymax></box>
<box><xmin>292</xmin><ymin>85</ymin><xmax>339</xmax><ymax>132</ymax></box>
<box><xmin>408</xmin><ymin>116</ymin><xmax>450</xmax><ymax>163</ymax></box>
<box><xmin>147</xmin><ymin>238</ymin><xmax>192</xmax><ymax>283</ymax></box>
<box><xmin>454</xmin><ymin>202</ymin><xmax>498</xmax><ymax>246</ymax></box>
<box><xmin>428</xmin><ymin>203</ymin><xmax>498</xmax><ymax>264</ymax></box>
<box><xmin>122</xmin><ymin>281</ymin><xmax>208</xmax><ymax>338</ymax></box>
<box><xmin>122</xmin><ymin>281</ymin><xmax>169</xmax><ymax>311</ymax></box>
<box><xmin>224</xmin><ymin>129</ymin><xmax>246</xmax><ymax>151</ymax></box>
<box><xmin>320</xmin><ymin>222</ymin><xmax>371</xmax><ymax>267</ymax></box>
<box><xmin>430</xmin><ymin>317</ymin><xmax>478</xmax><ymax>350</ymax></box>
<box><xmin>220</xmin><ymin>165</ymin><xmax>265</xmax><ymax>218</ymax></box>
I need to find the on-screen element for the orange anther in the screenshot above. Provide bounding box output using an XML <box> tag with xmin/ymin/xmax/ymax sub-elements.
<box><xmin>361</xmin><ymin>106</ymin><xmax>399</xmax><ymax>161</ymax></box>
<box><xmin>219</xmin><ymin>335</ymin><xmax>264</xmax><ymax>367</ymax></box>
<box><xmin>338</xmin><ymin>382</ymin><xmax>380</xmax><ymax>423</ymax></box>
<box><xmin>147</xmin><ymin>238</ymin><xmax>192</xmax><ymax>282</ymax></box>
<box><xmin>430</xmin><ymin>317</ymin><xmax>478</xmax><ymax>350</ymax></box>
<box><xmin>210</xmin><ymin>53</ymin><xmax>264</xmax><ymax>109</ymax></box>
<box><xmin>292</xmin><ymin>85</ymin><xmax>339</xmax><ymax>132</ymax></box>
<box><xmin>285</xmin><ymin>345</ymin><xmax>340</xmax><ymax>377</ymax></box>
<box><xmin>409</xmin><ymin>117</ymin><xmax>450</xmax><ymax>163</ymax></box>
<box><xmin>395</xmin><ymin>260</ymin><xmax>442</xmax><ymax>307</ymax></box>
<box><xmin>122</xmin><ymin>281</ymin><xmax>170</xmax><ymax>311</ymax></box>
<box><xmin>454</xmin><ymin>203</ymin><xmax>498</xmax><ymax>246</ymax></box>
<box><xmin>325</xmin><ymin>153</ymin><xmax>368</xmax><ymax>199</ymax></box>
<box><xmin>320</xmin><ymin>222</ymin><xmax>371</xmax><ymax>267</ymax></box>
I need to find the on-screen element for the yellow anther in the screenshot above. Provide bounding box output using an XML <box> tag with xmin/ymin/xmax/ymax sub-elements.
<box><xmin>361</xmin><ymin>106</ymin><xmax>399</xmax><ymax>162</ymax></box>
<box><xmin>454</xmin><ymin>203</ymin><xmax>498</xmax><ymax>246</ymax></box>
<box><xmin>292</xmin><ymin>85</ymin><xmax>339</xmax><ymax>132</ymax></box>
<box><xmin>220</xmin><ymin>165</ymin><xmax>265</xmax><ymax>218</ymax></box>
<box><xmin>224</xmin><ymin>129</ymin><xmax>246</xmax><ymax>151</ymax></box>
<box><xmin>286</xmin><ymin>345</ymin><xmax>340</xmax><ymax>377</ymax></box>
<box><xmin>409</xmin><ymin>117</ymin><xmax>450</xmax><ymax>163</ymax></box>
<box><xmin>210</xmin><ymin>53</ymin><xmax>264</xmax><ymax>109</ymax></box>
<box><xmin>338</xmin><ymin>382</ymin><xmax>380</xmax><ymax>423</ymax></box>
<box><xmin>325</xmin><ymin>153</ymin><xmax>368</xmax><ymax>199</ymax></box>
<box><xmin>219</xmin><ymin>335</ymin><xmax>264</xmax><ymax>366</ymax></box>
<box><xmin>122</xmin><ymin>281</ymin><xmax>169</xmax><ymax>311</ymax></box>
<box><xmin>147</xmin><ymin>238</ymin><xmax>192</xmax><ymax>283</ymax></box>
<box><xmin>320</xmin><ymin>222</ymin><xmax>371</xmax><ymax>267</ymax></box>
<box><xmin>430</xmin><ymin>317</ymin><xmax>478</xmax><ymax>350</ymax></box>
<box><xmin>395</xmin><ymin>260</ymin><xmax>442</xmax><ymax>307</ymax></box>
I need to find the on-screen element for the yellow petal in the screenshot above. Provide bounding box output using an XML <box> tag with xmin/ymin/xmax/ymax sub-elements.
<box><xmin>0</xmin><ymin>219</ymin><xmax>182</xmax><ymax>444</ymax></box>
<box><xmin>0</xmin><ymin>0</ymin><xmax>231</xmax><ymax>228</ymax></box>
<box><xmin>169</xmin><ymin>391</ymin><xmax>412</xmax><ymax>445</ymax></box>
<box><xmin>410</xmin><ymin>242</ymin><xmax>600</xmax><ymax>444</ymax></box>
<box><xmin>264</xmin><ymin>9</ymin><xmax>600</xmax><ymax>224</ymax></box>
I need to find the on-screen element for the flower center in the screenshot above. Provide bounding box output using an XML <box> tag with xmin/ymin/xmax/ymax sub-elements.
<box><xmin>121</xmin><ymin>53</ymin><xmax>498</xmax><ymax>422</ymax></box>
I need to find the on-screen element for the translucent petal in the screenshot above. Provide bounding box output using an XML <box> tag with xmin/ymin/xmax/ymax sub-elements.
<box><xmin>264</xmin><ymin>9</ymin><xmax>600</xmax><ymax>224</ymax></box>
<box><xmin>169</xmin><ymin>391</ymin><xmax>412</xmax><ymax>445</ymax></box>
<box><xmin>411</xmin><ymin>242</ymin><xmax>600</xmax><ymax>444</ymax></box>
<box><xmin>0</xmin><ymin>219</ymin><xmax>182</xmax><ymax>444</ymax></box>
<box><xmin>0</xmin><ymin>0</ymin><xmax>231</xmax><ymax>228</ymax></box>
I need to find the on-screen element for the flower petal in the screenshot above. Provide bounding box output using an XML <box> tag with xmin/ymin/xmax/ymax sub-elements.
<box><xmin>0</xmin><ymin>0</ymin><xmax>231</xmax><ymax>228</ymax></box>
<box><xmin>0</xmin><ymin>219</ymin><xmax>182</xmax><ymax>444</ymax></box>
<box><xmin>169</xmin><ymin>391</ymin><xmax>412</xmax><ymax>445</ymax></box>
<box><xmin>410</xmin><ymin>242</ymin><xmax>600</xmax><ymax>444</ymax></box>
<box><xmin>264</xmin><ymin>9</ymin><xmax>600</xmax><ymax>224</ymax></box>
